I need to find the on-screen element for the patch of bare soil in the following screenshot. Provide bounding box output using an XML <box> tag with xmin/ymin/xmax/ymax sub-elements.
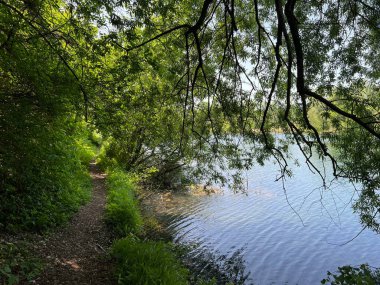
<box><xmin>29</xmin><ymin>162</ymin><xmax>115</xmax><ymax>285</ymax></box>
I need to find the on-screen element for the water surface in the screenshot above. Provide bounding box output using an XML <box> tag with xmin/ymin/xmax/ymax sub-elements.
<box><xmin>162</xmin><ymin>145</ymin><xmax>380</xmax><ymax>284</ymax></box>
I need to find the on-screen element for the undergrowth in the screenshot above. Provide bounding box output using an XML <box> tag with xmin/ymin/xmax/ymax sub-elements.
<box><xmin>0</xmin><ymin>115</ymin><xmax>95</xmax><ymax>232</ymax></box>
<box><xmin>104</xmin><ymin>166</ymin><xmax>190</xmax><ymax>284</ymax></box>
<box><xmin>0</xmin><ymin>242</ymin><xmax>43</xmax><ymax>285</ymax></box>
<box><xmin>112</xmin><ymin>236</ymin><xmax>189</xmax><ymax>285</ymax></box>
<box><xmin>105</xmin><ymin>168</ymin><xmax>143</xmax><ymax>236</ymax></box>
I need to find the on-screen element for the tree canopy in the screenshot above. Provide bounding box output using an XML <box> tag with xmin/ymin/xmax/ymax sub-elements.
<box><xmin>1</xmin><ymin>0</ymin><xmax>380</xmax><ymax>232</ymax></box>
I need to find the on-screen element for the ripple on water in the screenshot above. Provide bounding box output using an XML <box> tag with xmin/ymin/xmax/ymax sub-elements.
<box><xmin>163</xmin><ymin>145</ymin><xmax>380</xmax><ymax>284</ymax></box>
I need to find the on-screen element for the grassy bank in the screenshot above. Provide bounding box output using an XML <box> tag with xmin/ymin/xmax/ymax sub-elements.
<box><xmin>104</xmin><ymin>167</ymin><xmax>189</xmax><ymax>285</ymax></box>
<box><xmin>105</xmin><ymin>169</ymin><xmax>143</xmax><ymax>236</ymax></box>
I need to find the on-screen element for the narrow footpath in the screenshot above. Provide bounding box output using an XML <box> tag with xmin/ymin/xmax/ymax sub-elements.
<box><xmin>33</xmin><ymin>162</ymin><xmax>115</xmax><ymax>284</ymax></box>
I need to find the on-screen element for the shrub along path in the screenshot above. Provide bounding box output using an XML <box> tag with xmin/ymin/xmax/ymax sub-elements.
<box><xmin>31</xmin><ymin>162</ymin><xmax>115</xmax><ymax>284</ymax></box>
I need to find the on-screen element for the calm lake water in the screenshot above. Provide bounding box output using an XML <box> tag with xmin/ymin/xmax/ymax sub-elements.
<box><xmin>162</xmin><ymin>144</ymin><xmax>380</xmax><ymax>284</ymax></box>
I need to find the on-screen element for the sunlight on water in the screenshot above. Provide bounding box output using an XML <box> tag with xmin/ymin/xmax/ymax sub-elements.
<box><xmin>164</xmin><ymin>144</ymin><xmax>380</xmax><ymax>284</ymax></box>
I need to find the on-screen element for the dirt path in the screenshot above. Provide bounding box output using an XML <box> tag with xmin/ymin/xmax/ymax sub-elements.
<box><xmin>32</xmin><ymin>162</ymin><xmax>115</xmax><ymax>285</ymax></box>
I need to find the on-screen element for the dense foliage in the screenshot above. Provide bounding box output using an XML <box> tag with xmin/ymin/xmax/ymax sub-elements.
<box><xmin>0</xmin><ymin>0</ymin><xmax>98</xmax><ymax>231</ymax></box>
<box><xmin>0</xmin><ymin>242</ymin><xmax>42</xmax><ymax>285</ymax></box>
<box><xmin>0</xmin><ymin>116</ymin><xmax>94</xmax><ymax>231</ymax></box>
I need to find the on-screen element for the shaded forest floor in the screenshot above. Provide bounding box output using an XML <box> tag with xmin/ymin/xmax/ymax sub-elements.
<box><xmin>1</xmin><ymin>162</ymin><xmax>116</xmax><ymax>285</ymax></box>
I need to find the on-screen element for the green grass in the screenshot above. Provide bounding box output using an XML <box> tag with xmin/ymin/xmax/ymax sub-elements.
<box><xmin>105</xmin><ymin>169</ymin><xmax>143</xmax><ymax>236</ymax></box>
<box><xmin>112</xmin><ymin>237</ymin><xmax>189</xmax><ymax>285</ymax></box>
<box><xmin>105</xmin><ymin>167</ymin><xmax>189</xmax><ymax>284</ymax></box>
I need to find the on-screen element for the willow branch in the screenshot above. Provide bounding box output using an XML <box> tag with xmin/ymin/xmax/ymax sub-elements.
<box><xmin>284</xmin><ymin>0</ymin><xmax>380</xmax><ymax>141</ymax></box>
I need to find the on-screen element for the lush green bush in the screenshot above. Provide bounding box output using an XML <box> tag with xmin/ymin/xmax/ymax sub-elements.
<box><xmin>0</xmin><ymin>2</ymin><xmax>98</xmax><ymax>232</ymax></box>
<box><xmin>89</xmin><ymin>130</ymin><xmax>103</xmax><ymax>148</ymax></box>
<box><xmin>0</xmin><ymin>114</ymin><xmax>94</xmax><ymax>232</ymax></box>
<box><xmin>111</xmin><ymin>237</ymin><xmax>189</xmax><ymax>285</ymax></box>
<box><xmin>74</xmin><ymin>122</ymin><xmax>98</xmax><ymax>166</ymax></box>
<box><xmin>96</xmin><ymin>140</ymin><xmax>119</xmax><ymax>171</ymax></box>
<box><xmin>105</xmin><ymin>169</ymin><xmax>143</xmax><ymax>236</ymax></box>
<box><xmin>0</xmin><ymin>242</ymin><xmax>43</xmax><ymax>285</ymax></box>
<box><xmin>321</xmin><ymin>264</ymin><xmax>380</xmax><ymax>285</ymax></box>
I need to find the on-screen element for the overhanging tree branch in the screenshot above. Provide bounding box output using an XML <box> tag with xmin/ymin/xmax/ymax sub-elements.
<box><xmin>284</xmin><ymin>0</ymin><xmax>380</xmax><ymax>141</ymax></box>
<box><xmin>0</xmin><ymin>0</ymin><xmax>89</xmax><ymax>120</ymax></box>
<box><xmin>113</xmin><ymin>24</ymin><xmax>191</xmax><ymax>53</ymax></box>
